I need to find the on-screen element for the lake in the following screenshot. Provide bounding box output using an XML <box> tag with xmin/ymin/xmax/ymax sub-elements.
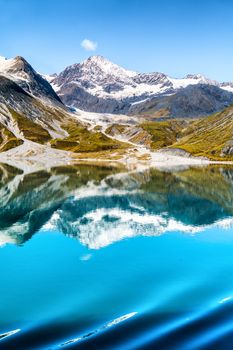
<box><xmin>0</xmin><ymin>162</ymin><xmax>233</xmax><ymax>349</ymax></box>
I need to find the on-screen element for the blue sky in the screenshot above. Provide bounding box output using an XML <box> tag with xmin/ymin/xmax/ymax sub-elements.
<box><xmin>0</xmin><ymin>0</ymin><xmax>232</xmax><ymax>81</ymax></box>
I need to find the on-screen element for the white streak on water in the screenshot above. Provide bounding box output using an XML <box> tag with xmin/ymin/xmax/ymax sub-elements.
<box><xmin>60</xmin><ymin>312</ymin><xmax>137</xmax><ymax>347</ymax></box>
<box><xmin>0</xmin><ymin>328</ymin><xmax>20</xmax><ymax>341</ymax></box>
<box><xmin>219</xmin><ymin>295</ymin><xmax>233</xmax><ymax>304</ymax></box>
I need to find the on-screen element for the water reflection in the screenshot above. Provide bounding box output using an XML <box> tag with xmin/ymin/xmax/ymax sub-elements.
<box><xmin>1</xmin><ymin>162</ymin><xmax>233</xmax><ymax>350</ymax></box>
<box><xmin>0</xmin><ymin>163</ymin><xmax>232</xmax><ymax>248</ymax></box>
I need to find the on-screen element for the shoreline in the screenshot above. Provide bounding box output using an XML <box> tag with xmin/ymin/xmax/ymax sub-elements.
<box><xmin>0</xmin><ymin>139</ymin><xmax>232</xmax><ymax>173</ymax></box>
<box><xmin>0</xmin><ymin>150</ymin><xmax>233</xmax><ymax>175</ymax></box>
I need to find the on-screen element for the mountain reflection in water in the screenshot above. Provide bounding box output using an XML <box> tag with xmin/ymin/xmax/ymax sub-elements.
<box><xmin>0</xmin><ymin>162</ymin><xmax>233</xmax><ymax>350</ymax></box>
<box><xmin>0</xmin><ymin>163</ymin><xmax>232</xmax><ymax>248</ymax></box>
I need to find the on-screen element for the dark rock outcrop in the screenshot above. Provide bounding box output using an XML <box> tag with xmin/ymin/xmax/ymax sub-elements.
<box><xmin>222</xmin><ymin>140</ymin><xmax>233</xmax><ymax>156</ymax></box>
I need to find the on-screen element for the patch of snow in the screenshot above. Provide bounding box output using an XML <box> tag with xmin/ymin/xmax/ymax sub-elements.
<box><xmin>85</xmin><ymin>81</ymin><xmax>169</xmax><ymax>100</ymax></box>
<box><xmin>40</xmin><ymin>73</ymin><xmax>54</xmax><ymax>83</ymax></box>
<box><xmin>72</xmin><ymin>107</ymin><xmax>138</xmax><ymax>127</ymax></box>
<box><xmin>220</xmin><ymin>85</ymin><xmax>233</xmax><ymax>92</ymax></box>
<box><xmin>0</xmin><ymin>56</ymin><xmax>15</xmax><ymax>72</ymax></box>
<box><xmin>131</xmin><ymin>98</ymin><xmax>150</xmax><ymax>106</ymax></box>
<box><xmin>168</xmin><ymin>75</ymin><xmax>219</xmax><ymax>89</ymax></box>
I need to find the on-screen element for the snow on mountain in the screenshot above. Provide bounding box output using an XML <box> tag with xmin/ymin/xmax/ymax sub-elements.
<box><xmin>52</xmin><ymin>55</ymin><xmax>137</xmax><ymax>95</ymax></box>
<box><xmin>0</xmin><ymin>55</ymin><xmax>33</xmax><ymax>82</ymax></box>
<box><xmin>41</xmin><ymin>73</ymin><xmax>57</xmax><ymax>84</ymax></box>
<box><xmin>220</xmin><ymin>82</ymin><xmax>233</xmax><ymax>93</ymax></box>
<box><xmin>168</xmin><ymin>74</ymin><xmax>219</xmax><ymax>89</ymax></box>
<box><xmin>1</xmin><ymin>54</ymin><xmax>233</xmax><ymax>118</ymax></box>
<box><xmin>52</xmin><ymin>55</ymin><xmax>174</xmax><ymax>101</ymax></box>
<box><xmin>50</xmin><ymin>55</ymin><xmax>233</xmax><ymax>115</ymax></box>
<box><xmin>52</xmin><ymin>56</ymin><xmax>230</xmax><ymax>99</ymax></box>
<box><xmin>0</xmin><ymin>55</ymin><xmax>62</xmax><ymax>104</ymax></box>
<box><xmin>0</xmin><ymin>56</ymin><xmax>16</xmax><ymax>73</ymax></box>
<box><xmin>83</xmin><ymin>55</ymin><xmax>137</xmax><ymax>78</ymax></box>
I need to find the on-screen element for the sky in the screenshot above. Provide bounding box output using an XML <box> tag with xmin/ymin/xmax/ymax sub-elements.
<box><xmin>0</xmin><ymin>0</ymin><xmax>233</xmax><ymax>81</ymax></box>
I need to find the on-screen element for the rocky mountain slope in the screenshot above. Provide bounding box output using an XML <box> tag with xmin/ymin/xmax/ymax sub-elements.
<box><xmin>0</xmin><ymin>54</ymin><xmax>232</xmax><ymax>162</ymax></box>
<box><xmin>103</xmin><ymin>104</ymin><xmax>233</xmax><ymax>160</ymax></box>
<box><xmin>0</xmin><ymin>56</ymin><xmax>128</xmax><ymax>157</ymax></box>
<box><xmin>128</xmin><ymin>84</ymin><xmax>233</xmax><ymax>118</ymax></box>
<box><xmin>169</xmin><ymin>105</ymin><xmax>233</xmax><ymax>159</ymax></box>
<box><xmin>51</xmin><ymin>55</ymin><xmax>233</xmax><ymax>117</ymax></box>
<box><xmin>0</xmin><ymin>56</ymin><xmax>62</xmax><ymax>104</ymax></box>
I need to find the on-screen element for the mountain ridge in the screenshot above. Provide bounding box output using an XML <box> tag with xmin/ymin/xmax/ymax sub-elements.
<box><xmin>0</xmin><ymin>55</ymin><xmax>62</xmax><ymax>105</ymax></box>
<box><xmin>0</xmin><ymin>58</ymin><xmax>129</xmax><ymax>160</ymax></box>
<box><xmin>0</xmin><ymin>54</ymin><xmax>232</xmax><ymax>162</ymax></box>
<box><xmin>51</xmin><ymin>55</ymin><xmax>233</xmax><ymax>117</ymax></box>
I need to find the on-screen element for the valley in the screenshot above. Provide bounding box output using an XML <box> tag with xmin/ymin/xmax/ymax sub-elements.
<box><xmin>0</xmin><ymin>54</ymin><xmax>232</xmax><ymax>166</ymax></box>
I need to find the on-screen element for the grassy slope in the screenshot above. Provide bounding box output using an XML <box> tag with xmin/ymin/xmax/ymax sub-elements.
<box><xmin>105</xmin><ymin>112</ymin><xmax>233</xmax><ymax>161</ymax></box>
<box><xmin>50</xmin><ymin>120</ymin><xmax>130</xmax><ymax>153</ymax></box>
<box><xmin>0</xmin><ymin>102</ymin><xmax>131</xmax><ymax>156</ymax></box>
<box><xmin>0</xmin><ymin>98</ymin><xmax>232</xmax><ymax>161</ymax></box>
<box><xmin>105</xmin><ymin>121</ymin><xmax>186</xmax><ymax>150</ymax></box>
<box><xmin>170</xmin><ymin>106</ymin><xmax>233</xmax><ymax>160</ymax></box>
<box><xmin>10</xmin><ymin>109</ymin><xmax>52</xmax><ymax>144</ymax></box>
<box><xmin>105</xmin><ymin>124</ymin><xmax>128</xmax><ymax>136</ymax></box>
<box><xmin>0</xmin><ymin>122</ymin><xmax>23</xmax><ymax>152</ymax></box>
<box><xmin>140</xmin><ymin>120</ymin><xmax>186</xmax><ymax>150</ymax></box>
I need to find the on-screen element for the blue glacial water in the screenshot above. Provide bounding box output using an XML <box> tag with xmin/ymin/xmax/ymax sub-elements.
<box><xmin>0</xmin><ymin>163</ymin><xmax>233</xmax><ymax>349</ymax></box>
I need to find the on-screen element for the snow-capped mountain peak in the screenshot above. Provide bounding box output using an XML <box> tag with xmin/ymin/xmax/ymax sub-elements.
<box><xmin>52</xmin><ymin>55</ymin><xmax>139</xmax><ymax>98</ymax></box>
<box><xmin>0</xmin><ymin>56</ymin><xmax>15</xmax><ymax>73</ymax></box>
<box><xmin>82</xmin><ymin>55</ymin><xmax>137</xmax><ymax>77</ymax></box>
<box><xmin>50</xmin><ymin>55</ymin><xmax>233</xmax><ymax>116</ymax></box>
<box><xmin>0</xmin><ymin>55</ymin><xmax>62</xmax><ymax>104</ymax></box>
<box><xmin>52</xmin><ymin>56</ymin><xmax>226</xmax><ymax>101</ymax></box>
<box><xmin>0</xmin><ymin>55</ymin><xmax>38</xmax><ymax>82</ymax></box>
<box><xmin>52</xmin><ymin>56</ymin><xmax>174</xmax><ymax>104</ymax></box>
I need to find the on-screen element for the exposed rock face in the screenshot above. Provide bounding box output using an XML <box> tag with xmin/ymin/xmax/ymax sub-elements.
<box><xmin>0</xmin><ymin>56</ymin><xmax>62</xmax><ymax>105</ymax></box>
<box><xmin>222</xmin><ymin>140</ymin><xmax>233</xmax><ymax>156</ymax></box>
<box><xmin>57</xmin><ymin>84</ymin><xmax>127</xmax><ymax>114</ymax></box>
<box><xmin>133</xmin><ymin>72</ymin><xmax>172</xmax><ymax>86</ymax></box>
<box><xmin>0</xmin><ymin>54</ymin><xmax>232</xmax><ymax>160</ymax></box>
<box><xmin>0</xmin><ymin>74</ymin><xmax>128</xmax><ymax>154</ymax></box>
<box><xmin>53</xmin><ymin>55</ymin><xmax>137</xmax><ymax>89</ymax></box>
<box><xmin>51</xmin><ymin>55</ymin><xmax>233</xmax><ymax>117</ymax></box>
<box><xmin>129</xmin><ymin>85</ymin><xmax>233</xmax><ymax>118</ymax></box>
<box><xmin>0</xmin><ymin>75</ymin><xmax>69</xmax><ymax>147</ymax></box>
<box><xmin>170</xmin><ymin>85</ymin><xmax>233</xmax><ymax>117</ymax></box>
<box><xmin>0</xmin><ymin>75</ymin><xmax>62</xmax><ymax>122</ymax></box>
<box><xmin>0</xmin><ymin>56</ymin><xmax>70</xmax><ymax>147</ymax></box>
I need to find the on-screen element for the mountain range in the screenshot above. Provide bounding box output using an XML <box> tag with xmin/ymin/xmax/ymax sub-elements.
<box><xmin>51</xmin><ymin>55</ymin><xmax>233</xmax><ymax>117</ymax></box>
<box><xmin>0</xmin><ymin>54</ymin><xmax>232</xmax><ymax>161</ymax></box>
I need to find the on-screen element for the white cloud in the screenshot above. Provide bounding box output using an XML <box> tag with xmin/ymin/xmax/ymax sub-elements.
<box><xmin>81</xmin><ymin>39</ymin><xmax>98</xmax><ymax>51</ymax></box>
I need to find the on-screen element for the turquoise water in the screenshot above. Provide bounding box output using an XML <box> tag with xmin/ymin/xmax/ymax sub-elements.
<box><xmin>0</xmin><ymin>163</ymin><xmax>233</xmax><ymax>349</ymax></box>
